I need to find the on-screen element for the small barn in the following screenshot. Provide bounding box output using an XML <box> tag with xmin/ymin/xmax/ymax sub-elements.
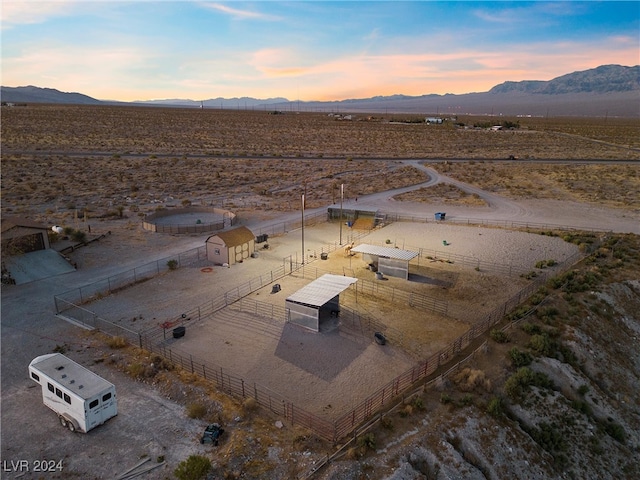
<box><xmin>350</xmin><ymin>244</ymin><xmax>418</xmax><ymax>280</ymax></box>
<box><xmin>286</xmin><ymin>274</ymin><xmax>358</xmax><ymax>332</ymax></box>
<box><xmin>206</xmin><ymin>226</ymin><xmax>255</xmax><ymax>266</ymax></box>
<box><xmin>1</xmin><ymin>216</ymin><xmax>51</xmax><ymax>257</ymax></box>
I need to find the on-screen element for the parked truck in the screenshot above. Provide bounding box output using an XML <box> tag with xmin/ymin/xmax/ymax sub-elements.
<box><xmin>28</xmin><ymin>353</ymin><xmax>117</xmax><ymax>433</ymax></box>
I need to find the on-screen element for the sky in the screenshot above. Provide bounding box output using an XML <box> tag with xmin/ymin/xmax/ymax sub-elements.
<box><xmin>1</xmin><ymin>1</ymin><xmax>639</xmax><ymax>102</ymax></box>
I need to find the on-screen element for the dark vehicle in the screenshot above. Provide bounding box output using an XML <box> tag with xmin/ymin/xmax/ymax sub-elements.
<box><xmin>200</xmin><ymin>423</ymin><xmax>224</xmax><ymax>445</ymax></box>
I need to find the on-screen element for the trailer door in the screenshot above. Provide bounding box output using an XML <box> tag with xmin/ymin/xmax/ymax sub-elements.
<box><xmin>86</xmin><ymin>389</ymin><xmax>117</xmax><ymax>430</ymax></box>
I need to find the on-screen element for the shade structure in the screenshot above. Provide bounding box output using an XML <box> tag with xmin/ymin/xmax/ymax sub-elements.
<box><xmin>350</xmin><ymin>243</ymin><xmax>418</xmax><ymax>280</ymax></box>
<box><xmin>286</xmin><ymin>274</ymin><xmax>357</xmax><ymax>332</ymax></box>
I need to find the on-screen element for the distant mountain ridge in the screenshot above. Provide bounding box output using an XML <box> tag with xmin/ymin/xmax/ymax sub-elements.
<box><xmin>0</xmin><ymin>85</ymin><xmax>102</xmax><ymax>105</ymax></box>
<box><xmin>489</xmin><ymin>65</ymin><xmax>640</xmax><ymax>94</ymax></box>
<box><xmin>2</xmin><ymin>65</ymin><xmax>639</xmax><ymax>117</ymax></box>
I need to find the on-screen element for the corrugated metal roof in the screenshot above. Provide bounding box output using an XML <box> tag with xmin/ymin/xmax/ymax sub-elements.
<box><xmin>351</xmin><ymin>243</ymin><xmax>418</xmax><ymax>261</ymax></box>
<box><xmin>286</xmin><ymin>274</ymin><xmax>357</xmax><ymax>307</ymax></box>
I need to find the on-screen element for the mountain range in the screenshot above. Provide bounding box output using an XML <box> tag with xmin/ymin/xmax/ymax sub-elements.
<box><xmin>2</xmin><ymin>64</ymin><xmax>639</xmax><ymax>117</ymax></box>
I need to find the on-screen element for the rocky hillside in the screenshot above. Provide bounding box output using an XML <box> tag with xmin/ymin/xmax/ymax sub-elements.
<box><xmin>489</xmin><ymin>64</ymin><xmax>640</xmax><ymax>94</ymax></box>
<box><xmin>0</xmin><ymin>85</ymin><xmax>102</xmax><ymax>105</ymax></box>
<box><xmin>317</xmin><ymin>232</ymin><xmax>640</xmax><ymax>480</ymax></box>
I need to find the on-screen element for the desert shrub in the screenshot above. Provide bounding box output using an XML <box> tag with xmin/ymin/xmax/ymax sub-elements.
<box><xmin>490</xmin><ymin>329</ymin><xmax>509</xmax><ymax>343</ymax></box>
<box><xmin>504</xmin><ymin>367</ymin><xmax>552</xmax><ymax>400</ymax></box>
<box><xmin>243</xmin><ymin>396</ymin><xmax>258</xmax><ymax>413</ymax></box>
<box><xmin>440</xmin><ymin>393</ymin><xmax>453</xmax><ymax>404</ymax></box>
<box><xmin>174</xmin><ymin>455</ymin><xmax>211</xmax><ymax>480</ymax></box>
<box><xmin>401</xmin><ymin>404</ymin><xmax>414</xmax><ymax>416</ymax></box>
<box><xmin>452</xmin><ymin>368</ymin><xmax>491</xmax><ymax>393</ymax></box>
<box><xmin>602</xmin><ymin>420</ymin><xmax>626</xmax><ymax>443</ymax></box>
<box><xmin>528</xmin><ymin>333</ymin><xmax>555</xmax><ymax>356</ymax></box>
<box><xmin>381</xmin><ymin>415</ymin><xmax>394</xmax><ymax>430</ymax></box>
<box><xmin>53</xmin><ymin>344</ymin><xmax>67</xmax><ymax>354</ymax></box>
<box><xmin>127</xmin><ymin>363</ymin><xmax>146</xmax><ymax>378</ymax></box>
<box><xmin>487</xmin><ymin>396</ymin><xmax>504</xmax><ymax>417</ymax></box>
<box><xmin>186</xmin><ymin>402</ymin><xmax>207</xmax><ymax>419</ymax></box>
<box><xmin>508</xmin><ymin>347</ymin><xmax>533</xmax><ymax>367</ymax></box>
<box><xmin>460</xmin><ymin>394</ymin><xmax>474</xmax><ymax>407</ymax></box>
<box><xmin>535</xmin><ymin>259</ymin><xmax>557</xmax><ymax>269</ymax></box>
<box><xmin>357</xmin><ymin>433</ymin><xmax>376</xmax><ymax>451</ymax></box>
<box><xmin>506</xmin><ymin>305</ymin><xmax>530</xmax><ymax>321</ymax></box>
<box><xmin>530</xmin><ymin>422</ymin><xmax>567</xmax><ymax>454</ymax></box>
<box><xmin>107</xmin><ymin>336</ymin><xmax>128</xmax><ymax>349</ymax></box>
<box><xmin>536</xmin><ymin>306</ymin><xmax>559</xmax><ymax>320</ymax></box>
<box><xmin>577</xmin><ymin>384</ymin><xmax>589</xmax><ymax>396</ymax></box>
<box><xmin>571</xmin><ymin>399</ymin><xmax>591</xmax><ymax>416</ymax></box>
<box><xmin>521</xmin><ymin>322</ymin><xmax>542</xmax><ymax>335</ymax></box>
<box><xmin>412</xmin><ymin>396</ymin><xmax>425</xmax><ymax>411</ymax></box>
<box><xmin>70</xmin><ymin>229</ymin><xmax>87</xmax><ymax>243</ymax></box>
<box><xmin>167</xmin><ymin>259</ymin><xmax>178</xmax><ymax>270</ymax></box>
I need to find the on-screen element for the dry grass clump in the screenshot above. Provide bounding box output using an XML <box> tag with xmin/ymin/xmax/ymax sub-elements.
<box><xmin>452</xmin><ymin>367</ymin><xmax>492</xmax><ymax>393</ymax></box>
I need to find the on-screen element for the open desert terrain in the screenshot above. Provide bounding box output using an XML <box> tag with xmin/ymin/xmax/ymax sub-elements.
<box><xmin>1</xmin><ymin>104</ymin><xmax>639</xmax><ymax>480</ymax></box>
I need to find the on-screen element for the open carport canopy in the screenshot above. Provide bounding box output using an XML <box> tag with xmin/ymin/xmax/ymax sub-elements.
<box><xmin>286</xmin><ymin>274</ymin><xmax>358</xmax><ymax>307</ymax></box>
<box><xmin>350</xmin><ymin>244</ymin><xmax>419</xmax><ymax>261</ymax></box>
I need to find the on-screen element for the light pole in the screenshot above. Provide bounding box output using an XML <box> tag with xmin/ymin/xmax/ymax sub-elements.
<box><xmin>301</xmin><ymin>193</ymin><xmax>305</xmax><ymax>265</ymax></box>
<box><xmin>339</xmin><ymin>183</ymin><xmax>344</xmax><ymax>245</ymax></box>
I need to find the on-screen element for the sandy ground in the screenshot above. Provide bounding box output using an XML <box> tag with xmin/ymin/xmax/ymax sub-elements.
<box><xmin>75</xmin><ymin>220</ymin><xmax>579</xmax><ymax>420</ymax></box>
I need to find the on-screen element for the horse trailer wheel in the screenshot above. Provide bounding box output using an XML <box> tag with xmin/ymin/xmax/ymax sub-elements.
<box><xmin>59</xmin><ymin>416</ymin><xmax>67</xmax><ymax>428</ymax></box>
<box><xmin>67</xmin><ymin>421</ymin><xmax>76</xmax><ymax>433</ymax></box>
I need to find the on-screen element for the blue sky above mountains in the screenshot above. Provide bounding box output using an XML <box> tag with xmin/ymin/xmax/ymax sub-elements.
<box><xmin>2</xmin><ymin>1</ymin><xmax>638</xmax><ymax>101</ymax></box>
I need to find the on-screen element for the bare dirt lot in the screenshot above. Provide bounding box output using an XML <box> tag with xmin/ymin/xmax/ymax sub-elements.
<box><xmin>70</xmin><ymin>220</ymin><xmax>578</xmax><ymax>420</ymax></box>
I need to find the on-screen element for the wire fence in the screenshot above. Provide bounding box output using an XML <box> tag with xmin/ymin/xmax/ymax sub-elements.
<box><xmin>54</xmin><ymin>246</ymin><xmax>208</xmax><ymax>310</ymax></box>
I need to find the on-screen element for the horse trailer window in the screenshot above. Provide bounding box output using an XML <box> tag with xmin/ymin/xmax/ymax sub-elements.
<box><xmin>89</xmin><ymin>399</ymin><xmax>99</xmax><ymax>409</ymax></box>
<box><xmin>102</xmin><ymin>392</ymin><xmax>112</xmax><ymax>402</ymax></box>
<box><xmin>31</xmin><ymin>372</ymin><xmax>40</xmax><ymax>382</ymax></box>
<box><xmin>64</xmin><ymin>393</ymin><xmax>71</xmax><ymax>404</ymax></box>
<box><xmin>48</xmin><ymin>383</ymin><xmax>55</xmax><ymax>393</ymax></box>
<box><xmin>55</xmin><ymin>388</ymin><xmax>62</xmax><ymax>399</ymax></box>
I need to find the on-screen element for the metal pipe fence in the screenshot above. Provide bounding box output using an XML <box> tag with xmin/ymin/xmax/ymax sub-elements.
<box><xmin>379</xmin><ymin>211</ymin><xmax>605</xmax><ymax>233</ymax></box>
<box><xmin>53</xmin><ymin>218</ymin><xmax>590</xmax><ymax>444</ymax></box>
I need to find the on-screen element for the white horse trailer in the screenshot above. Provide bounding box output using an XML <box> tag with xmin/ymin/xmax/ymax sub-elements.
<box><xmin>29</xmin><ymin>353</ymin><xmax>117</xmax><ymax>433</ymax></box>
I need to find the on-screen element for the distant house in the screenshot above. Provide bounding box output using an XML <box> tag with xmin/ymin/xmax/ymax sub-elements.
<box><xmin>425</xmin><ymin>117</ymin><xmax>443</xmax><ymax>124</ymax></box>
<box><xmin>1</xmin><ymin>216</ymin><xmax>51</xmax><ymax>257</ymax></box>
<box><xmin>205</xmin><ymin>226</ymin><xmax>255</xmax><ymax>265</ymax></box>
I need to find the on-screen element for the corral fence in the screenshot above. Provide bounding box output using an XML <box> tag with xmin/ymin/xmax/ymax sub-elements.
<box><xmin>142</xmin><ymin>206</ymin><xmax>237</xmax><ymax>234</ymax></box>
<box><xmin>54</xmin><ymin>246</ymin><xmax>208</xmax><ymax>311</ymax></box>
<box><xmin>292</xmin><ymin>263</ymin><xmax>449</xmax><ymax>317</ymax></box>
<box><xmin>379</xmin><ymin>211</ymin><xmax>604</xmax><ymax>234</ymax></box>
<box><xmin>53</xmin><ymin>216</ymin><xmax>594</xmax><ymax>444</ymax></box>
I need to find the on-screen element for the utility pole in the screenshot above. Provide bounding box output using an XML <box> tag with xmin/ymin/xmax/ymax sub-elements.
<box><xmin>339</xmin><ymin>183</ymin><xmax>344</xmax><ymax>245</ymax></box>
<box><xmin>301</xmin><ymin>193</ymin><xmax>305</xmax><ymax>265</ymax></box>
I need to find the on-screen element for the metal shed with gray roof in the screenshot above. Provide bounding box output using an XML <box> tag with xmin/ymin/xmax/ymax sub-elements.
<box><xmin>286</xmin><ymin>274</ymin><xmax>357</xmax><ymax>332</ymax></box>
<box><xmin>350</xmin><ymin>244</ymin><xmax>418</xmax><ymax>280</ymax></box>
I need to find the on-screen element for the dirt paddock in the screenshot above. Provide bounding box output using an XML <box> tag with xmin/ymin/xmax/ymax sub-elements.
<box><xmin>77</xmin><ymin>220</ymin><xmax>579</xmax><ymax>418</ymax></box>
